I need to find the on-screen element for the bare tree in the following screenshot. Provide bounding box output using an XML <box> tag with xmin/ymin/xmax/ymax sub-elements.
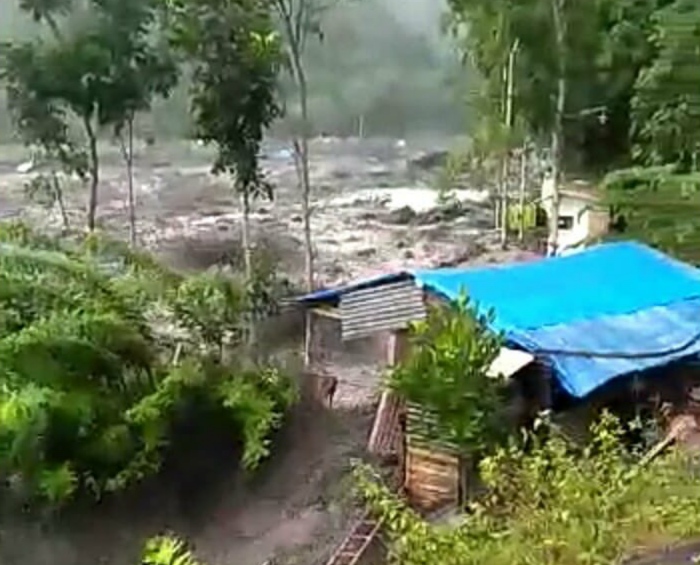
<box><xmin>271</xmin><ymin>0</ymin><xmax>337</xmax><ymax>292</ymax></box>
<box><xmin>115</xmin><ymin>117</ymin><xmax>137</xmax><ymax>246</ymax></box>
<box><xmin>271</xmin><ymin>0</ymin><xmax>339</xmax><ymax>365</ymax></box>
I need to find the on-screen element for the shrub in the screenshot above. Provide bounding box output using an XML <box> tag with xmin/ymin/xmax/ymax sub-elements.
<box><xmin>356</xmin><ymin>412</ymin><xmax>700</xmax><ymax>565</ymax></box>
<box><xmin>388</xmin><ymin>295</ymin><xmax>505</xmax><ymax>456</ymax></box>
<box><xmin>0</xmin><ymin>222</ymin><xmax>295</xmax><ymax>505</ymax></box>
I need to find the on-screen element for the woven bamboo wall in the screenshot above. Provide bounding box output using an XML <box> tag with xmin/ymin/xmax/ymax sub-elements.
<box><xmin>404</xmin><ymin>402</ymin><xmax>460</xmax><ymax>453</ymax></box>
<box><xmin>404</xmin><ymin>444</ymin><xmax>460</xmax><ymax>512</ymax></box>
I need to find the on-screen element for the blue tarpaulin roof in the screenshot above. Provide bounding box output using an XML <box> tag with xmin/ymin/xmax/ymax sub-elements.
<box><xmin>411</xmin><ymin>241</ymin><xmax>700</xmax><ymax>331</ymax></box>
<box><xmin>412</xmin><ymin>242</ymin><xmax>700</xmax><ymax>397</ymax></box>
<box><xmin>298</xmin><ymin>242</ymin><xmax>700</xmax><ymax>398</ymax></box>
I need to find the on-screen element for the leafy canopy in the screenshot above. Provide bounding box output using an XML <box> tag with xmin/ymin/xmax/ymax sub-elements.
<box><xmin>444</xmin><ymin>0</ymin><xmax>700</xmax><ymax>171</ymax></box>
<box><xmin>602</xmin><ymin>165</ymin><xmax>700</xmax><ymax>263</ymax></box>
<box><xmin>164</xmin><ymin>0</ymin><xmax>282</xmax><ymax>196</ymax></box>
<box><xmin>1</xmin><ymin>0</ymin><xmax>179</xmax><ymax>228</ymax></box>
<box><xmin>631</xmin><ymin>0</ymin><xmax>700</xmax><ymax>167</ymax></box>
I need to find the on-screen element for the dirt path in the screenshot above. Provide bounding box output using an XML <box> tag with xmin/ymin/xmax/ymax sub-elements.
<box><xmin>0</xmin><ymin>406</ymin><xmax>373</xmax><ymax>565</ymax></box>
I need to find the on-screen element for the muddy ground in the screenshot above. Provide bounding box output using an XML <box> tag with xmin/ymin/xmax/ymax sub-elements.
<box><xmin>0</xmin><ymin>404</ymin><xmax>374</xmax><ymax>565</ymax></box>
<box><xmin>0</xmin><ymin>136</ymin><xmax>535</xmax><ymax>284</ymax></box>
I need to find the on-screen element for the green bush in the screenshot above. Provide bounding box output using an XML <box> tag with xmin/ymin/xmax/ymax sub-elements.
<box><xmin>388</xmin><ymin>295</ymin><xmax>505</xmax><ymax>456</ymax></box>
<box><xmin>0</xmin><ymin>222</ymin><xmax>296</xmax><ymax>505</ymax></box>
<box><xmin>356</xmin><ymin>412</ymin><xmax>700</xmax><ymax>565</ymax></box>
<box><xmin>142</xmin><ymin>536</ymin><xmax>202</xmax><ymax>565</ymax></box>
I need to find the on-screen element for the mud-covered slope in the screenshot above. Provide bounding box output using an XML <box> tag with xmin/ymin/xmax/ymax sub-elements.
<box><xmin>0</xmin><ymin>405</ymin><xmax>373</xmax><ymax>565</ymax></box>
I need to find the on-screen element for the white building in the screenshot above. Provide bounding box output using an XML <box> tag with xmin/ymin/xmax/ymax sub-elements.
<box><xmin>541</xmin><ymin>175</ymin><xmax>609</xmax><ymax>255</ymax></box>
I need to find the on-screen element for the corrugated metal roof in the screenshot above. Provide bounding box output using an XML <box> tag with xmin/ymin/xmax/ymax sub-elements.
<box><xmin>296</xmin><ymin>272</ymin><xmax>410</xmax><ymax>304</ymax></box>
<box><xmin>340</xmin><ymin>278</ymin><xmax>426</xmax><ymax>340</ymax></box>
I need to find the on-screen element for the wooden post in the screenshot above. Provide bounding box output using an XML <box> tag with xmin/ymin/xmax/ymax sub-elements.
<box><xmin>518</xmin><ymin>144</ymin><xmax>527</xmax><ymax>242</ymax></box>
<box><xmin>387</xmin><ymin>329</ymin><xmax>409</xmax><ymax>366</ymax></box>
<box><xmin>459</xmin><ymin>455</ymin><xmax>470</xmax><ymax>508</ymax></box>
<box><xmin>501</xmin><ymin>39</ymin><xmax>518</xmax><ymax>248</ymax></box>
<box><xmin>387</xmin><ymin>329</ymin><xmax>410</xmax><ymax>492</ymax></box>
<box><xmin>303</xmin><ymin>310</ymin><xmax>313</xmax><ymax>368</ymax></box>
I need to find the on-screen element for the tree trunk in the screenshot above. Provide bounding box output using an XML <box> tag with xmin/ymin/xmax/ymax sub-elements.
<box><xmin>240</xmin><ymin>187</ymin><xmax>256</xmax><ymax>355</ymax></box>
<box><xmin>118</xmin><ymin>116</ymin><xmax>137</xmax><ymax>247</ymax></box>
<box><xmin>52</xmin><ymin>172</ymin><xmax>69</xmax><ymax>231</ymax></box>
<box><xmin>278</xmin><ymin>6</ymin><xmax>314</xmax><ymax>291</ymax></box>
<box><xmin>297</xmin><ymin>74</ymin><xmax>313</xmax><ymax>292</ymax></box>
<box><xmin>241</xmin><ymin>188</ymin><xmax>253</xmax><ymax>281</ymax></box>
<box><xmin>518</xmin><ymin>145</ymin><xmax>527</xmax><ymax>242</ymax></box>
<box><xmin>289</xmin><ymin>52</ymin><xmax>315</xmax><ymax>368</ymax></box>
<box><xmin>275</xmin><ymin>2</ymin><xmax>315</xmax><ymax>366</ymax></box>
<box><xmin>499</xmin><ymin>158</ymin><xmax>508</xmax><ymax>247</ymax></box>
<box><xmin>549</xmin><ymin>0</ymin><xmax>566</xmax><ymax>256</ymax></box>
<box><xmin>126</xmin><ymin>118</ymin><xmax>136</xmax><ymax>247</ymax></box>
<box><xmin>299</xmin><ymin>82</ymin><xmax>315</xmax><ymax>369</ymax></box>
<box><xmin>84</xmin><ymin>116</ymin><xmax>99</xmax><ymax>232</ymax></box>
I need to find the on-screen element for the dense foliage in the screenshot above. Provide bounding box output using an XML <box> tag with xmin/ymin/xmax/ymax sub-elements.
<box><xmin>388</xmin><ymin>296</ymin><xmax>505</xmax><ymax>455</ymax></box>
<box><xmin>445</xmin><ymin>0</ymin><xmax>700</xmax><ymax>173</ymax></box>
<box><xmin>0</xmin><ymin>223</ymin><xmax>295</xmax><ymax>505</ymax></box>
<box><xmin>601</xmin><ymin>165</ymin><xmax>700</xmax><ymax>263</ymax></box>
<box><xmin>356</xmin><ymin>412</ymin><xmax>700</xmax><ymax>565</ymax></box>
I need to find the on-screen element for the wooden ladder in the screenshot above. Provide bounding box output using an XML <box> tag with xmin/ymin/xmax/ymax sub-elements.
<box><xmin>324</xmin><ymin>510</ymin><xmax>382</xmax><ymax>565</ymax></box>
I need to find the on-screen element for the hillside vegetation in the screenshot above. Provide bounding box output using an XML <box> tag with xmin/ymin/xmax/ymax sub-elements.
<box><xmin>0</xmin><ymin>222</ymin><xmax>295</xmax><ymax>506</ymax></box>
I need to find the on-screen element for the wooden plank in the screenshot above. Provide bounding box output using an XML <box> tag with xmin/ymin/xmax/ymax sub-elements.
<box><xmin>406</xmin><ymin>445</ymin><xmax>460</xmax><ymax>465</ymax></box>
<box><xmin>405</xmin><ymin>444</ymin><xmax>459</xmax><ymax>511</ymax></box>
<box><xmin>367</xmin><ymin>390</ymin><xmax>391</xmax><ymax>453</ymax></box>
<box><xmin>405</xmin><ymin>403</ymin><xmax>461</xmax><ymax>453</ymax></box>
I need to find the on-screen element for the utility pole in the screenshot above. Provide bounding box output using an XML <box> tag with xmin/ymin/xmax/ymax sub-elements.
<box><xmin>549</xmin><ymin>0</ymin><xmax>566</xmax><ymax>257</ymax></box>
<box><xmin>501</xmin><ymin>39</ymin><xmax>519</xmax><ymax>247</ymax></box>
<box><xmin>518</xmin><ymin>142</ymin><xmax>527</xmax><ymax>242</ymax></box>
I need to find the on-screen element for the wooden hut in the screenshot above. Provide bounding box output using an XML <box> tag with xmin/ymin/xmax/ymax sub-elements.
<box><xmin>296</xmin><ymin>241</ymin><xmax>700</xmax><ymax>513</ymax></box>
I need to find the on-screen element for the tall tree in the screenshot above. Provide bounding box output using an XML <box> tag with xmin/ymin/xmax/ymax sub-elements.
<box><xmin>98</xmin><ymin>1</ymin><xmax>178</xmax><ymax>246</ymax></box>
<box><xmin>270</xmin><ymin>0</ymin><xmax>338</xmax><ymax>365</ymax></box>
<box><xmin>444</xmin><ymin>0</ymin><xmax>668</xmax><ymax>172</ymax></box>
<box><xmin>270</xmin><ymin>0</ymin><xmax>334</xmax><ymax>292</ymax></box>
<box><xmin>548</xmin><ymin>0</ymin><xmax>566</xmax><ymax>255</ymax></box>
<box><xmin>1</xmin><ymin>0</ymin><xmax>176</xmax><ymax>232</ymax></box>
<box><xmin>1</xmin><ymin>49</ymin><xmax>88</xmax><ymax>231</ymax></box>
<box><xmin>163</xmin><ymin>0</ymin><xmax>282</xmax><ymax>281</ymax></box>
<box><xmin>631</xmin><ymin>0</ymin><xmax>700</xmax><ymax>168</ymax></box>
